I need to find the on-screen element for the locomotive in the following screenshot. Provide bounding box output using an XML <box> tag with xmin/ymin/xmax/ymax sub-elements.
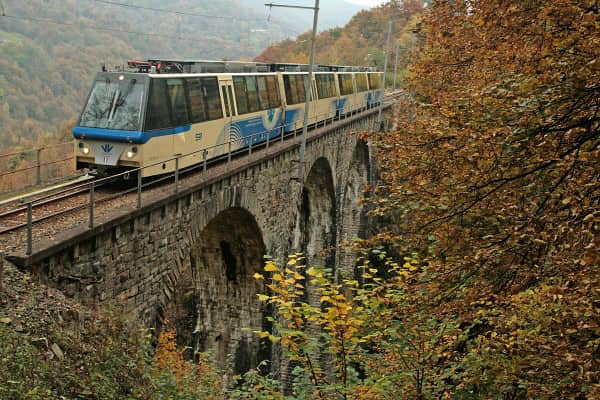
<box><xmin>73</xmin><ymin>59</ymin><xmax>383</xmax><ymax>177</ymax></box>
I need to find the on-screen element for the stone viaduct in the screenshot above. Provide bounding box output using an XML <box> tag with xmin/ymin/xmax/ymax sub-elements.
<box><xmin>5</xmin><ymin>110</ymin><xmax>384</xmax><ymax>376</ymax></box>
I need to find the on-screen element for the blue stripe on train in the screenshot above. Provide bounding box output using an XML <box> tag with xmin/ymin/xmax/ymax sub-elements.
<box><xmin>335</xmin><ymin>98</ymin><xmax>348</xmax><ymax>117</ymax></box>
<box><xmin>229</xmin><ymin>112</ymin><xmax>283</xmax><ymax>147</ymax></box>
<box><xmin>73</xmin><ymin>125</ymin><xmax>192</xmax><ymax>144</ymax></box>
<box><xmin>283</xmin><ymin>109</ymin><xmax>301</xmax><ymax>133</ymax></box>
<box><xmin>74</xmin><ymin>107</ymin><xmax>308</xmax><ymax>145</ymax></box>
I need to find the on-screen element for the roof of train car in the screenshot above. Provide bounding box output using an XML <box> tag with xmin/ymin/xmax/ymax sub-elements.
<box><xmin>117</xmin><ymin>59</ymin><xmax>378</xmax><ymax>74</ymax></box>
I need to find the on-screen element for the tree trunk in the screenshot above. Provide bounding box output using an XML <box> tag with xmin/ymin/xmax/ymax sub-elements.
<box><xmin>0</xmin><ymin>251</ymin><xmax>4</xmax><ymax>294</ymax></box>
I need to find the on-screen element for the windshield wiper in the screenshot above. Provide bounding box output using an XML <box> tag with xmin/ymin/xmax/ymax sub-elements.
<box><xmin>107</xmin><ymin>89</ymin><xmax>121</xmax><ymax>121</ymax></box>
<box><xmin>110</xmin><ymin>79</ymin><xmax>137</xmax><ymax>118</ymax></box>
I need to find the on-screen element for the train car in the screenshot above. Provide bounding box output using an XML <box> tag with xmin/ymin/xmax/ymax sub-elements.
<box><xmin>73</xmin><ymin>60</ymin><xmax>382</xmax><ymax>178</ymax></box>
<box><xmin>367</xmin><ymin>72</ymin><xmax>384</xmax><ymax>108</ymax></box>
<box><xmin>228</xmin><ymin>72</ymin><xmax>284</xmax><ymax>152</ymax></box>
<box><xmin>336</xmin><ymin>72</ymin><xmax>371</xmax><ymax>117</ymax></box>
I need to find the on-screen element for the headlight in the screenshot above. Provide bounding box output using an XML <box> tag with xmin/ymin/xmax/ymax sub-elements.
<box><xmin>78</xmin><ymin>142</ymin><xmax>90</xmax><ymax>155</ymax></box>
<box><xmin>126</xmin><ymin>146</ymin><xmax>138</xmax><ymax>159</ymax></box>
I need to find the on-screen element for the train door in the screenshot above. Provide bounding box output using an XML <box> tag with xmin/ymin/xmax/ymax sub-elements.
<box><xmin>219</xmin><ymin>80</ymin><xmax>237</xmax><ymax>154</ymax></box>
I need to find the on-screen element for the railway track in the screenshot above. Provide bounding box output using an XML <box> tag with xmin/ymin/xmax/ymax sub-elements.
<box><xmin>0</xmin><ymin>177</ymin><xmax>107</xmax><ymax>234</ymax></box>
<box><xmin>0</xmin><ymin>148</ymin><xmax>228</xmax><ymax>236</ymax></box>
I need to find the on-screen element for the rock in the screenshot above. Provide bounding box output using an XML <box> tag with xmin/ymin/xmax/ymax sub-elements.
<box><xmin>0</xmin><ymin>317</ymin><xmax>11</xmax><ymax>325</ymax></box>
<box><xmin>31</xmin><ymin>337</ymin><xmax>49</xmax><ymax>350</ymax></box>
<box><xmin>50</xmin><ymin>343</ymin><xmax>64</xmax><ymax>360</ymax></box>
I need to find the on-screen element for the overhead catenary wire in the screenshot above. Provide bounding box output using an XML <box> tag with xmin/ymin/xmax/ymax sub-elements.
<box><xmin>0</xmin><ymin>13</ymin><xmax>298</xmax><ymax>53</ymax></box>
<box><xmin>0</xmin><ymin>13</ymin><xmax>212</xmax><ymax>43</ymax></box>
<box><xmin>90</xmin><ymin>0</ymin><xmax>262</xmax><ymax>23</ymax></box>
<box><xmin>86</xmin><ymin>0</ymin><xmax>302</xmax><ymax>37</ymax></box>
<box><xmin>0</xmin><ymin>0</ymin><xmax>302</xmax><ymax>46</ymax></box>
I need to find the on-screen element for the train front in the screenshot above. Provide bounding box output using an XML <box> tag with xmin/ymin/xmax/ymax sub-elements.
<box><xmin>73</xmin><ymin>72</ymin><xmax>148</xmax><ymax>176</ymax></box>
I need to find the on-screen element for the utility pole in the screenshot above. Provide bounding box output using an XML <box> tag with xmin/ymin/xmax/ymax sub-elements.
<box><xmin>265</xmin><ymin>1</ymin><xmax>319</xmax><ymax>182</ymax></box>
<box><xmin>377</xmin><ymin>20</ymin><xmax>392</xmax><ymax>131</ymax></box>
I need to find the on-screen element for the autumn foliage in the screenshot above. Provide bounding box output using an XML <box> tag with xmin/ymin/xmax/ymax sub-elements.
<box><xmin>365</xmin><ymin>0</ymin><xmax>598</xmax><ymax>398</ymax></box>
<box><xmin>248</xmin><ymin>0</ymin><xmax>598</xmax><ymax>399</ymax></box>
<box><xmin>152</xmin><ymin>323</ymin><xmax>223</xmax><ymax>400</ymax></box>
<box><xmin>255</xmin><ymin>1</ymin><xmax>425</xmax><ymax>69</ymax></box>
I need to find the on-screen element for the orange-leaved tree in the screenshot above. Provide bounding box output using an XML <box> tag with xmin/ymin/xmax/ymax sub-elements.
<box><xmin>367</xmin><ymin>0</ymin><xmax>599</xmax><ymax>398</ymax></box>
<box><xmin>152</xmin><ymin>324</ymin><xmax>223</xmax><ymax>399</ymax></box>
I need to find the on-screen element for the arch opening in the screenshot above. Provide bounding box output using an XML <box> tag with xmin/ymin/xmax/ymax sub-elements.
<box><xmin>169</xmin><ymin>207</ymin><xmax>270</xmax><ymax>375</ymax></box>
<box><xmin>342</xmin><ymin>140</ymin><xmax>371</xmax><ymax>281</ymax></box>
<box><xmin>296</xmin><ymin>157</ymin><xmax>337</xmax><ymax>277</ymax></box>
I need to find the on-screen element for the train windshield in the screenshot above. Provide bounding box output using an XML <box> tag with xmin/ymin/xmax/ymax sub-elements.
<box><xmin>79</xmin><ymin>76</ymin><xmax>145</xmax><ymax>131</ymax></box>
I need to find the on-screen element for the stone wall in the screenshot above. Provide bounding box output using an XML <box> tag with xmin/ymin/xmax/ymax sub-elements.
<box><xmin>11</xmin><ymin>114</ymin><xmax>378</xmax><ymax>376</ymax></box>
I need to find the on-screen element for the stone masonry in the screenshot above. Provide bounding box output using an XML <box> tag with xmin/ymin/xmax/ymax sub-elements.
<box><xmin>4</xmin><ymin>112</ymin><xmax>381</xmax><ymax>377</ymax></box>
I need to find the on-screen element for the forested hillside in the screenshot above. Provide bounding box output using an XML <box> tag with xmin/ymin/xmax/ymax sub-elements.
<box><xmin>255</xmin><ymin>0</ymin><xmax>423</xmax><ymax>70</ymax></box>
<box><xmin>246</xmin><ymin>0</ymin><xmax>366</xmax><ymax>33</ymax></box>
<box><xmin>0</xmin><ymin>0</ymin><xmax>325</xmax><ymax>150</ymax></box>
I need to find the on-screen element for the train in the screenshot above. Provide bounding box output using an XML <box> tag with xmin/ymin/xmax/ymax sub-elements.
<box><xmin>73</xmin><ymin>59</ymin><xmax>383</xmax><ymax>177</ymax></box>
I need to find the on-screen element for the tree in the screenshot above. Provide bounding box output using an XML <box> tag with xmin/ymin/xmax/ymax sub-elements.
<box><xmin>365</xmin><ymin>0</ymin><xmax>599</xmax><ymax>398</ymax></box>
<box><xmin>252</xmin><ymin>253</ymin><xmax>460</xmax><ymax>400</ymax></box>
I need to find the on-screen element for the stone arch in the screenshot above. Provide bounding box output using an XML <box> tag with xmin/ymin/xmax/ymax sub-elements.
<box><xmin>339</xmin><ymin>140</ymin><xmax>371</xmax><ymax>279</ymax></box>
<box><xmin>295</xmin><ymin>157</ymin><xmax>337</xmax><ymax>273</ymax></box>
<box><xmin>169</xmin><ymin>207</ymin><xmax>269</xmax><ymax>375</ymax></box>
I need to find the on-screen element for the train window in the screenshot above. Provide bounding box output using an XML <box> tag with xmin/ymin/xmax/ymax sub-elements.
<box><xmin>187</xmin><ymin>78</ymin><xmax>208</xmax><ymax>123</ymax></box>
<box><xmin>227</xmin><ymin>86</ymin><xmax>235</xmax><ymax>115</ymax></box>
<box><xmin>203</xmin><ymin>78</ymin><xmax>223</xmax><ymax>120</ymax></box>
<box><xmin>80</xmin><ymin>77</ymin><xmax>145</xmax><ymax>131</ymax></box>
<box><xmin>256</xmin><ymin>76</ymin><xmax>269</xmax><ymax>110</ymax></box>
<box><xmin>316</xmin><ymin>74</ymin><xmax>335</xmax><ymax>99</ymax></box>
<box><xmin>283</xmin><ymin>75</ymin><xmax>306</xmax><ymax>105</ymax></box>
<box><xmin>265</xmin><ymin>76</ymin><xmax>281</xmax><ymax>108</ymax></box>
<box><xmin>245</xmin><ymin>76</ymin><xmax>260</xmax><ymax>113</ymax></box>
<box><xmin>166</xmin><ymin>79</ymin><xmax>189</xmax><ymax>126</ymax></box>
<box><xmin>221</xmin><ymin>85</ymin><xmax>230</xmax><ymax>118</ymax></box>
<box><xmin>339</xmin><ymin>74</ymin><xmax>354</xmax><ymax>96</ymax></box>
<box><xmin>330</xmin><ymin>75</ymin><xmax>337</xmax><ymax>97</ymax></box>
<box><xmin>316</xmin><ymin>75</ymin><xmax>325</xmax><ymax>98</ymax></box>
<box><xmin>368</xmin><ymin>73</ymin><xmax>382</xmax><ymax>90</ymax></box>
<box><xmin>356</xmin><ymin>73</ymin><xmax>368</xmax><ymax>92</ymax></box>
<box><xmin>283</xmin><ymin>75</ymin><xmax>297</xmax><ymax>105</ymax></box>
<box><xmin>186</xmin><ymin>77</ymin><xmax>222</xmax><ymax>123</ymax></box>
<box><xmin>296</xmin><ymin>76</ymin><xmax>306</xmax><ymax>103</ymax></box>
<box><xmin>233</xmin><ymin>76</ymin><xmax>249</xmax><ymax>115</ymax></box>
<box><xmin>145</xmin><ymin>79</ymin><xmax>172</xmax><ymax>130</ymax></box>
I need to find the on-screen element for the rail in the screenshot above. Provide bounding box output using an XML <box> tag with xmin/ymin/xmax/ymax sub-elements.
<box><xmin>1</xmin><ymin>101</ymin><xmax>389</xmax><ymax>256</ymax></box>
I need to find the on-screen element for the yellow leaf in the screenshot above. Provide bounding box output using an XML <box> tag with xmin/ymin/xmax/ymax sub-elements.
<box><xmin>253</xmin><ymin>272</ymin><xmax>265</xmax><ymax>280</ymax></box>
<box><xmin>320</xmin><ymin>296</ymin><xmax>333</xmax><ymax>303</ymax></box>
<box><xmin>264</xmin><ymin>262</ymin><xmax>279</xmax><ymax>272</ymax></box>
<box><xmin>257</xmin><ymin>294</ymin><xmax>270</xmax><ymax>301</ymax></box>
<box><xmin>258</xmin><ymin>331</ymin><xmax>270</xmax><ymax>338</ymax></box>
<box><xmin>268</xmin><ymin>335</ymin><xmax>281</xmax><ymax>343</ymax></box>
<box><xmin>272</xmin><ymin>273</ymin><xmax>283</xmax><ymax>282</ymax></box>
